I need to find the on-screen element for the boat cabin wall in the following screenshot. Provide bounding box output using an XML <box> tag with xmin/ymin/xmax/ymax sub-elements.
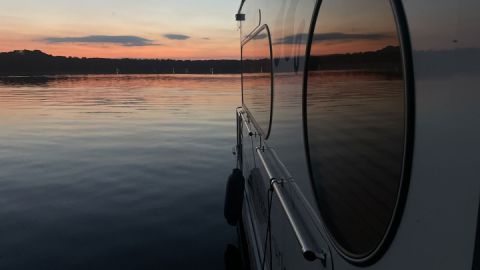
<box><xmin>238</xmin><ymin>0</ymin><xmax>480</xmax><ymax>269</ymax></box>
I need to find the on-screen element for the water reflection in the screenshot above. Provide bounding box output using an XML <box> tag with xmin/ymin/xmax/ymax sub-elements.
<box><xmin>242</xmin><ymin>27</ymin><xmax>273</xmax><ymax>137</ymax></box>
<box><xmin>0</xmin><ymin>75</ymin><xmax>239</xmax><ymax>118</ymax></box>
<box><xmin>305</xmin><ymin>0</ymin><xmax>407</xmax><ymax>257</ymax></box>
<box><xmin>0</xmin><ymin>74</ymin><xmax>241</xmax><ymax>269</ymax></box>
<box><xmin>0</xmin><ymin>76</ymin><xmax>56</xmax><ymax>86</ymax></box>
<box><xmin>306</xmin><ymin>71</ymin><xmax>405</xmax><ymax>256</ymax></box>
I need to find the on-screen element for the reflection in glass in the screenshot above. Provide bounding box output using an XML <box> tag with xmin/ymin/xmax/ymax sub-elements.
<box><xmin>305</xmin><ymin>0</ymin><xmax>406</xmax><ymax>258</ymax></box>
<box><xmin>242</xmin><ymin>27</ymin><xmax>273</xmax><ymax>137</ymax></box>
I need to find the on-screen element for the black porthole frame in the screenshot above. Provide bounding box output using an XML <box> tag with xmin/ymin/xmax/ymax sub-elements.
<box><xmin>301</xmin><ymin>0</ymin><xmax>415</xmax><ymax>265</ymax></box>
<box><xmin>241</xmin><ymin>24</ymin><xmax>274</xmax><ymax>139</ymax></box>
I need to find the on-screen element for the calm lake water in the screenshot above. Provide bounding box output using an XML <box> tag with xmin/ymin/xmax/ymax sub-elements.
<box><xmin>0</xmin><ymin>75</ymin><xmax>241</xmax><ymax>270</ymax></box>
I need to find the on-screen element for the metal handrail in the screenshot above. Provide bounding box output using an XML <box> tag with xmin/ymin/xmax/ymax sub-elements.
<box><xmin>237</xmin><ymin>107</ymin><xmax>254</xmax><ymax>136</ymax></box>
<box><xmin>236</xmin><ymin>106</ymin><xmax>327</xmax><ymax>263</ymax></box>
<box><xmin>256</xmin><ymin>147</ymin><xmax>327</xmax><ymax>263</ymax></box>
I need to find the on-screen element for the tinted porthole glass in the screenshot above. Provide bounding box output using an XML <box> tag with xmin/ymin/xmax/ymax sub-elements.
<box><xmin>242</xmin><ymin>26</ymin><xmax>273</xmax><ymax>137</ymax></box>
<box><xmin>305</xmin><ymin>0</ymin><xmax>407</xmax><ymax>259</ymax></box>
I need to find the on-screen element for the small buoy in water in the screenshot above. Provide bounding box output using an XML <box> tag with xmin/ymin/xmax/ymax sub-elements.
<box><xmin>224</xmin><ymin>168</ymin><xmax>245</xmax><ymax>226</ymax></box>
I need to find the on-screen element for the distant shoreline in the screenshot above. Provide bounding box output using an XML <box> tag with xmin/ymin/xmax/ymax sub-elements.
<box><xmin>0</xmin><ymin>46</ymin><xmax>407</xmax><ymax>76</ymax></box>
<box><xmin>0</xmin><ymin>50</ymin><xmax>242</xmax><ymax>75</ymax></box>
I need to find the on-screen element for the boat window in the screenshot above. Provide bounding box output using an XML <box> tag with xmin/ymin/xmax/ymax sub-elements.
<box><xmin>242</xmin><ymin>25</ymin><xmax>273</xmax><ymax>138</ymax></box>
<box><xmin>304</xmin><ymin>0</ymin><xmax>410</xmax><ymax>261</ymax></box>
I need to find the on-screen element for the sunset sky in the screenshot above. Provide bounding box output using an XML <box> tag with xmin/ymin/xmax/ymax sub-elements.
<box><xmin>0</xmin><ymin>0</ymin><xmax>240</xmax><ymax>59</ymax></box>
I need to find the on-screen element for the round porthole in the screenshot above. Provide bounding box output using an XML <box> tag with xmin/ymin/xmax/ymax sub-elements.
<box><xmin>303</xmin><ymin>0</ymin><xmax>413</xmax><ymax>264</ymax></box>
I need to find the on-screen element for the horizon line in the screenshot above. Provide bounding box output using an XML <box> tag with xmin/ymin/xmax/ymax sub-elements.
<box><xmin>1</xmin><ymin>49</ymin><xmax>240</xmax><ymax>61</ymax></box>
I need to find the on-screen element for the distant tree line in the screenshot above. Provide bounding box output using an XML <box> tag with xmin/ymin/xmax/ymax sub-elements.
<box><xmin>0</xmin><ymin>50</ymin><xmax>241</xmax><ymax>75</ymax></box>
<box><xmin>0</xmin><ymin>46</ymin><xmax>406</xmax><ymax>76</ymax></box>
<box><xmin>242</xmin><ymin>46</ymin><xmax>403</xmax><ymax>74</ymax></box>
<box><xmin>309</xmin><ymin>46</ymin><xmax>403</xmax><ymax>73</ymax></box>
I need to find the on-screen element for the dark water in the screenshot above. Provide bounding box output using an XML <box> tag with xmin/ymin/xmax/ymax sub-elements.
<box><xmin>306</xmin><ymin>71</ymin><xmax>406</xmax><ymax>255</ymax></box>
<box><xmin>0</xmin><ymin>75</ymin><xmax>241</xmax><ymax>270</ymax></box>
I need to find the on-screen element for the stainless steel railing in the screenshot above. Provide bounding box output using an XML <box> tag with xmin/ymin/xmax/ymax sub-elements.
<box><xmin>236</xmin><ymin>107</ymin><xmax>329</xmax><ymax>264</ymax></box>
<box><xmin>256</xmin><ymin>146</ymin><xmax>327</xmax><ymax>263</ymax></box>
<box><xmin>237</xmin><ymin>108</ymin><xmax>254</xmax><ymax>137</ymax></box>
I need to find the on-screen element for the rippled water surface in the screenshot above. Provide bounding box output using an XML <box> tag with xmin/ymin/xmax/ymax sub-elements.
<box><xmin>0</xmin><ymin>75</ymin><xmax>241</xmax><ymax>270</ymax></box>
